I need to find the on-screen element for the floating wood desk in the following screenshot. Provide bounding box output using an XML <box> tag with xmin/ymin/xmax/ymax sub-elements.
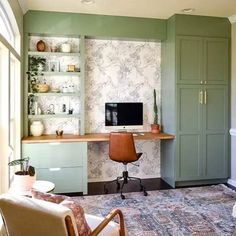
<box><xmin>22</xmin><ymin>132</ymin><xmax>175</xmax><ymax>143</ymax></box>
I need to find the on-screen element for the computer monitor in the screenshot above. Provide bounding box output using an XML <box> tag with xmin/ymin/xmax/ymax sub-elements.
<box><xmin>105</xmin><ymin>102</ymin><xmax>143</xmax><ymax>131</ymax></box>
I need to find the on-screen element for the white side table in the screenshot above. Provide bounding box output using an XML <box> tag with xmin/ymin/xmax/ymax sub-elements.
<box><xmin>9</xmin><ymin>180</ymin><xmax>55</xmax><ymax>196</ymax></box>
<box><xmin>33</xmin><ymin>180</ymin><xmax>55</xmax><ymax>193</ymax></box>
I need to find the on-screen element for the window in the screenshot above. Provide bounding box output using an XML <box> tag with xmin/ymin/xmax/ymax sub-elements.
<box><xmin>0</xmin><ymin>0</ymin><xmax>21</xmax><ymax>194</ymax></box>
<box><xmin>0</xmin><ymin>2</ymin><xmax>14</xmax><ymax>45</ymax></box>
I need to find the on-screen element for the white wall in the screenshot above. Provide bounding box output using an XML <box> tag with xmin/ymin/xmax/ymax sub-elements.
<box><xmin>229</xmin><ymin>21</ymin><xmax>236</xmax><ymax>187</ymax></box>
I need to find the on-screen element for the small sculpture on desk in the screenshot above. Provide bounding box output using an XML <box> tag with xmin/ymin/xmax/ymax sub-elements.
<box><xmin>56</xmin><ymin>130</ymin><xmax>63</xmax><ymax>136</ymax></box>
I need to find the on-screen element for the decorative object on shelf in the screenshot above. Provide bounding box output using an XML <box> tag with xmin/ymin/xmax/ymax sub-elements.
<box><xmin>67</xmin><ymin>65</ymin><xmax>76</xmax><ymax>72</ymax></box>
<box><xmin>62</xmin><ymin>104</ymin><xmax>66</xmax><ymax>113</ymax></box>
<box><xmin>61</xmin><ymin>84</ymin><xmax>68</xmax><ymax>93</ymax></box>
<box><xmin>56</xmin><ymin>130</ymin><xmax>63</xmax><ymax>136</ymax></box>
<box><xmin>50</xmin><ymin>45</ymin><xmax>57</xmax><ymax>52</ymax></box>
<box><xmin>30</xmin><ymin>120</ymin><xmax>44</xmax><ymax>136</ymax></box>
<box><xmin>68</xmin><ymin>108</ymin><xmax>74</xmax><ymax>114</ymax></box>
<box><xmin>60</xmin><ymin>43</ymin><xmax>71</xmax><ymax>53</ymax></box>
<box><xmin>49</xmin><ymin>60</ymin><xmax>59</xmax><ymax>72</ymax></box>
<box><xmin>34</xmin><ymin>83</ymin><xmax>50</xmax><ymax>93</ymax></box>
<box><xmin>28</xmin><ymin>94</ymin><xmax>36</xmax><ymax>115</ymax></box>
<box><xmin>8</xmin><ymin>157</ymin><xmax>36</xmax><ymax>194</ymax></box>
<box><xmin>151</xmin><ymin>89</ymin><xmax>160</xmax><ymax>134</ymax></box>
<box><xmin>68</xmin><ymin>82</ymin><xmax>75</xmax><ymax>93</ymax></box>
<box><xmin>47</xmin><ymin>104</ymin><xmax>55</xmax><ymax>114</ymax></box>
<box><xmin>36</xmin><ymin>40</ymin><xmax>46</xmax><ymax>52</ymax></box>
<box><xmin>27</xmin><ymin>56</ymin><xmax>46</xmax><ymax>92</ymax></box>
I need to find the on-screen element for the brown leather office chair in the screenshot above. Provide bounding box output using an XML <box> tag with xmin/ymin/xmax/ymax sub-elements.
<box><xmin>104</xmin><ymin>132</ymin><xmax>148</xmax><ymax>199</ymax></box>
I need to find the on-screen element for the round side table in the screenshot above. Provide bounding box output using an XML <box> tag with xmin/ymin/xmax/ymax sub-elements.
<box><xmin>32</xmin><ymin>180</ymin><xmax>55</xmax><ymax>193</ymax></box>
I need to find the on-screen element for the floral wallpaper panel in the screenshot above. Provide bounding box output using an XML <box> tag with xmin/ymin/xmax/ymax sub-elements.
<box><xmin>85</xmin><ymin>39</ymin><xmax>161</xmax><ymax>181</ymax></box>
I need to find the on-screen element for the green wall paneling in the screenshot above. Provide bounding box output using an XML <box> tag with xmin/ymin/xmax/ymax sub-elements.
<box><xmin>24</xmin><ymin>11</ymin><xmax>166</xmax><ymax>41</ymax></box>
<box><xmin>175</xmin><ymin>14</ymin><xmax>231</xmax><ymax>38</ymax></box>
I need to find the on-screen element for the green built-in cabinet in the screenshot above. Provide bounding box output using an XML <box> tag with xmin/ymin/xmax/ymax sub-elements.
<box><xmin>177</xmin><ymin>85</ymin><xmax>228</xmax><ymax>181</ymax></box>
<box><xmin>177</xmin><ymin>36</ymin><xmax>229</xmax><ymax>85</ymax></box>
<box><xmin>22</xmin><ymin>142</ymin><xmax>88</xmax><ymax>194</ymax></box>
<box><xmin>161</xmin><ymin>15</ymin><xmax>230</xmax><ymax>187</ymax></box>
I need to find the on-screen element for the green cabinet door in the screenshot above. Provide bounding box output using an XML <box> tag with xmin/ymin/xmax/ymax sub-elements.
<box><xmin>177</xmin><ymin>36</ymin><xmax>229</xmax><ymax>85</ymax></box>
<box><xmin>202</xmin><ymin>86</ymin><xmax>229</xmax><ymax>178</ymax></box>
<box><xmin>176</xmin><ymin>86</ymin><xmax>203</xmax><ymax>180</ymax></box>
<box><xmin>177</xmin><ymin>36</ymin><xmax>203</xmax><ymax>84</ymax></box>
<box><xmin>204</xmin><ymin>38</ymin><xmax>229</xmax><ymax>85</ymax></box>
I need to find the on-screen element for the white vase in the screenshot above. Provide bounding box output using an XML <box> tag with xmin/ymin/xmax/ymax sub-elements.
<box><xmin>30</xmin><ymin>120</ymin><xmax>44</xmax><ymax>136</ymax></box>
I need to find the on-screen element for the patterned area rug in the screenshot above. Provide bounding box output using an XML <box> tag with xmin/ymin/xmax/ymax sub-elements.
<box><xmin>74</xmin><ymin>184</ymin><xmax>236</xmax><ymax>236</ymax></box>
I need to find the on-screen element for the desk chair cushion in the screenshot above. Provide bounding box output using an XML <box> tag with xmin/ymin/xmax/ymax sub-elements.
<box><xmin>0</xmin><ymin>193</ymin><xmax>79</xmax><ymax>236</ymax></box>
<box><xmin>32</xmin><ymin>190</ymin><xmax>91</xmax><ymax>236</ymax></box>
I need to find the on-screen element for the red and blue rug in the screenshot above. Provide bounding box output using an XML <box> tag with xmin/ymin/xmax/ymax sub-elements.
<box><xmin>74</xmin><ymin>184</ymin><xmax>236</xmax><ymax>235</ymax></box>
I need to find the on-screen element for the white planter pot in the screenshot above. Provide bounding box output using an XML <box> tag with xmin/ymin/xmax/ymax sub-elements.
<box><xmin>9</xmin><ymin>173</ymin><xmax>36</xmax><ymax>194</ymax></box>
<box><xmin>30</xmin><ymin>120</ymin><xmax>44</xmax><ymax>136</ymax></box>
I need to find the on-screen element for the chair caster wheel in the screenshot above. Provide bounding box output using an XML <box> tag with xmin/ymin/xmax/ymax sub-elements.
<box><xmin>144</xmin><ymin>191</ymin><xmax>148</xmax><ymax>196</ymax></box>
<box><xmin>121</xmin><ymin>194</ymin><xmax>125</xmax><ymax>199</ymax></box>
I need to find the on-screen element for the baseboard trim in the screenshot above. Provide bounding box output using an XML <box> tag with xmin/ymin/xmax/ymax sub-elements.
<box><xmin>230</xmin><ymin>128</ymin><xmax>236</xmax><ymax>136</ymax></box>
<box><xmin>88</xmin><ymin>175</ymin><xmax>161</xmax><ymax>183</ymax></box>
<box><xmin>227</xmin><ymin>179</ymin><xmax>236</xmax><ymax>188</ymax></box>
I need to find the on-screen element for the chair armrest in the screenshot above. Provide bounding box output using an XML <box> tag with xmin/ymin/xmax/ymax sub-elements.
<box><xmin>90</xmin><ymin>208</ymin><xmax>125</xmax><ymax>236</ymax></box>
<box><xmin>65</xmin><ymin>215</ymin><xmax>77</xmax><ymax>236</ymax></box>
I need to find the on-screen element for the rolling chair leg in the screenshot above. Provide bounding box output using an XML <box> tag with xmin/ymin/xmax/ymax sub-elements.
<box><xmin>128</xmin><ymin>176</ymin><xmax>148</xmax><ymax>196</ymax></box>
<box><xmin>104</xmin><ymin>177</ymin><xmax>122</xmax><ymax>194</ymax></box>
<box><xmin>120</xmin><ymin>180</ymin><xmax>126</xmax><ymax>199</ymax></box>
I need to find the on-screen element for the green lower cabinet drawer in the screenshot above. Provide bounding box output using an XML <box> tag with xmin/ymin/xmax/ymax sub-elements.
<box><xmin>22</xmin><ymin>142</ymin><xmax>86</xmax><ymax>168</ymax></box>
<box><xmin>36</xmin><ymin>167</ymin><xmax>84</xmax><ymax>193</ymax></box>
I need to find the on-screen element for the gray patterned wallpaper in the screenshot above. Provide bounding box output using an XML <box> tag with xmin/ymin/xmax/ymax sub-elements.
<box><xmin>85</xmin><ymin>39</ymin><xmax>161</xmax><ymax>182</ymax></box>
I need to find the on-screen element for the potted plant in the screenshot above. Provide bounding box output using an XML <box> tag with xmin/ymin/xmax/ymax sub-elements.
<box><xmin>8</xmin><ymin>157</ymin><xmax>36</xmax><ymax>193</ymax></box>
<box><xmin>151</xmin><ymin>89</ymin><xmax>160</xmax><ymax>134</ymax></box>
<box><xmin>26</xmin><ymin>56</ymin><xmax>46</xmax><ymax>93</ymax></box>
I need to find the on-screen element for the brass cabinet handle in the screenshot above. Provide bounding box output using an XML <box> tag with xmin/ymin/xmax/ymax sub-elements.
<box><xmin>204</xmin><ymin>81</ymin><xmax>207</xmax><ymax>84</ymax></box>
<box><xmin>204</xmin><ymin>90</ymin><xmax>207</xmax><ymax>104</ymax></box>
<box><xmin>199</xmin><ymin>90</ymin><xmax>203</xmax><ymax>104</ymax></box>
<box><xmin>200</xmin><ymin>80</ymin><xmax>203</xmax><ymax>84</ymax></box>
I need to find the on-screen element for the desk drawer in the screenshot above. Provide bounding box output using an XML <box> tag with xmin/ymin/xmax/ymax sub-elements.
<box><xmin>36</xmin><ymin>167</ymin><xmax>83</xmax><ymax>193</ymax></box>
<box><xmin>22</xmin><ymin>142</ymin><xmax>86</xmax><ymax>168</ymax></box>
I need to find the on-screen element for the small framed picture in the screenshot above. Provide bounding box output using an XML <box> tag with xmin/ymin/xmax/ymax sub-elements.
<box><xmin>48</xmin><ymin>61</ymin><xmax>59</xmax><ymax>72</ymax></box>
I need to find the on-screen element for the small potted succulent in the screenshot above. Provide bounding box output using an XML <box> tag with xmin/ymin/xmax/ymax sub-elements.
<box><xmin>8</xmin><ymin>157</ymin><xmax>36</xmax><ymax>193</ymax></box>
<box><xmin>151</xmin><ymin>89</ymin><xmax>160</xmax><ymax>134</ymax></box>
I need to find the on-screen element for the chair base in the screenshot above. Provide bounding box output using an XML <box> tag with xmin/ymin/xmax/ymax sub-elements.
<box><xmin>104</xmin><ymin>171</ymin><xmax>148</xmax><ymax>199</ymax></box>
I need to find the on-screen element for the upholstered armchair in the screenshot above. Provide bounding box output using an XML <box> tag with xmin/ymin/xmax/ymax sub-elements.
<box><xmin>0</xmin><ymin>193</ymin><xmax>126</xmax><ymax>236</ymax></box>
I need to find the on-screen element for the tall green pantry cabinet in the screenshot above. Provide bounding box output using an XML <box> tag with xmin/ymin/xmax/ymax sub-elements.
<box><xmin>161</xmin><ymin>15</ymin><xmax>231</xmax><ymax>187</ymax></box>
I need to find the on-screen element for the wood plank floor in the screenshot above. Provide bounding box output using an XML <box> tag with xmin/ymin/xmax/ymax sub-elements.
<box><xmin>87</xmin><ymin>178</ymin><xmax>172</xmax><ymax>196</ymax></box>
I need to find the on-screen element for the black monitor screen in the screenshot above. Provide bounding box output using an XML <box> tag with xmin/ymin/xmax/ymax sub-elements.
<box><xmin>105</xmin><ymin>102</ymin><xmax>143</xmax><ymax>127</ymax></box>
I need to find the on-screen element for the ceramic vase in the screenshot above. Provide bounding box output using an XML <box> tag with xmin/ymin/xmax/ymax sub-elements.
<box><xmin>30</xmin><ymin>120</ymin><xmax>44</xmax><ymax>136</ymax></box>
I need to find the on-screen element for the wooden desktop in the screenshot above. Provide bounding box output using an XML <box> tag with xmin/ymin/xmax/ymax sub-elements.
<box><xmin>22</xmin><ymin>132</ymin><xmax>175</xmax><ymax>143</ymax></box>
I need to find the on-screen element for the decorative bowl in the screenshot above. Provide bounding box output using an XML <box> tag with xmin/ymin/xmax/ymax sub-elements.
<box><xmin>35</xmin><ymin>84</ymin><xmax>50</xmax><ymax>93</ymax></box>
